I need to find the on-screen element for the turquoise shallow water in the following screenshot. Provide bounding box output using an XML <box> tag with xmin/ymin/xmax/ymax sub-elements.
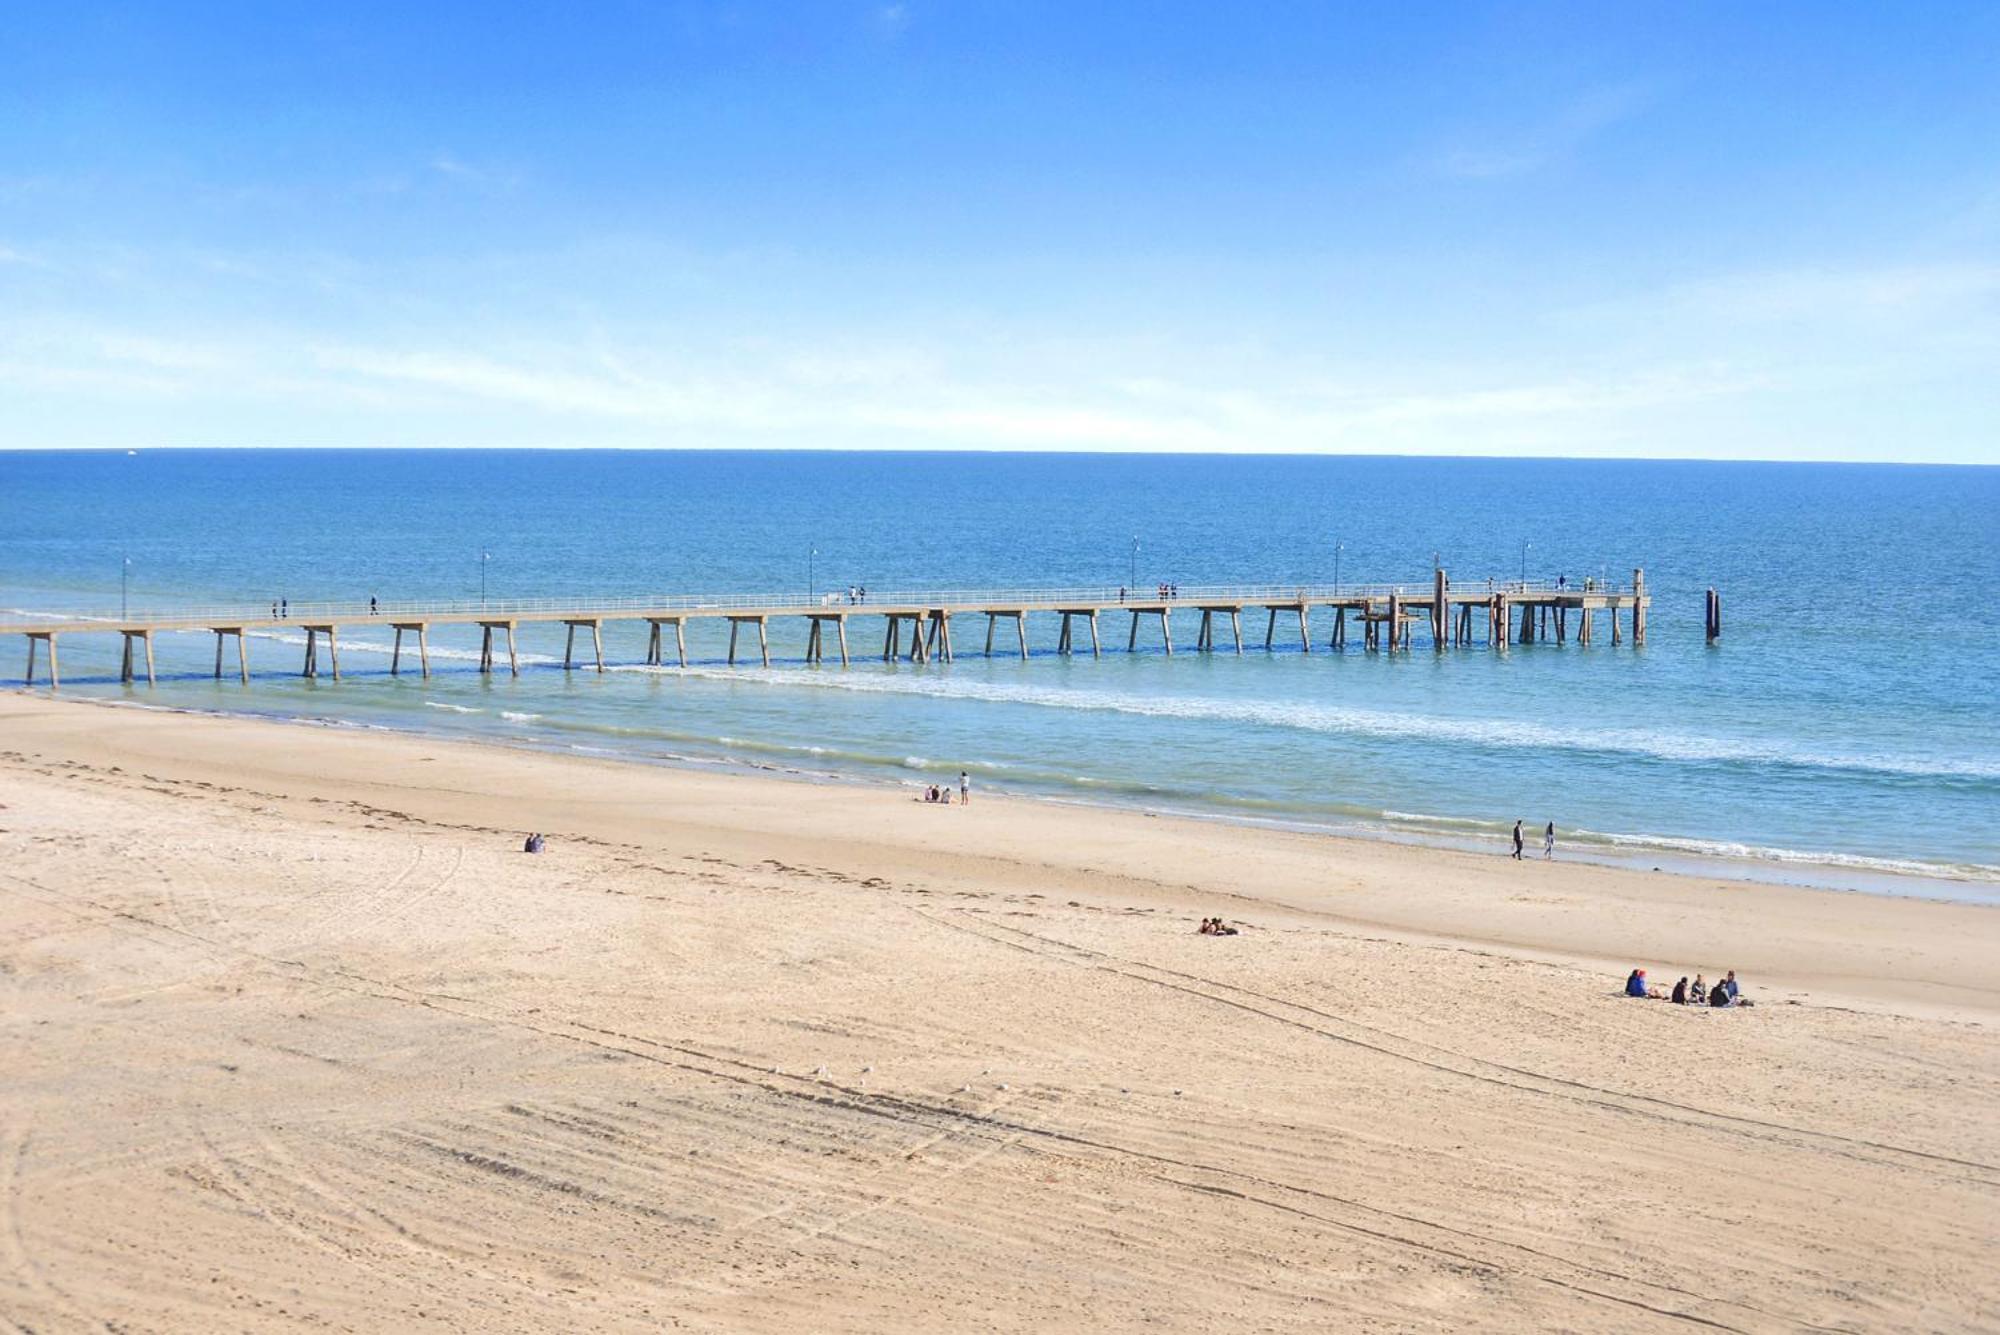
<box><xmin>4</xmin><ymin>450</ymin><xmax>1996</xmax><ymax>895</ymax></box>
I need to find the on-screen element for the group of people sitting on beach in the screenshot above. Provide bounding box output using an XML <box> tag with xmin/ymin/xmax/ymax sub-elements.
<box><xmin>521</xmin><ymin>832</ymin><xmax>546</xmax><ymax>854</ymax></box>
<box><xmin>1196</xmin><ymin>917</ymin><xmax>1238</xmax><ymax>936</ymax></box>
<box><xmin>1625</xmin><ymin>967</ymin><xmax>1750</xmax><ymax>1007</ymax></box>
<box><xmin>919</xmin><ymin>771</ymin><xmax>971</xmax><ymax>806</ymax></box>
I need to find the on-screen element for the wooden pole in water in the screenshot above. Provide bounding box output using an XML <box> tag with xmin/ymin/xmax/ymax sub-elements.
<box><xmin>1633</xmin><ymin>568</ymin><xmax>1646</xmax><ymax>644</ymax></box>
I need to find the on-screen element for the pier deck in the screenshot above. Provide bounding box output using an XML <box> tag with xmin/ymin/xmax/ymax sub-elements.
<box><xmin>6</xmin><ymin>573</ymin><xmax>1657</xmax><ymax>686</ymax></box>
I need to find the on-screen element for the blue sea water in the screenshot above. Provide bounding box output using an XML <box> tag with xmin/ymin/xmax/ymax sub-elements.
<box><xmin>3</xmin><ymin>450</ymin><xmax>1996</xmax><ymax>895</ymax></box>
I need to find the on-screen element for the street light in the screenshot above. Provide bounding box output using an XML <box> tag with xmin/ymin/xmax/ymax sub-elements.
<box><xmin>480</xmin><ymin>550</ymin><xmax>491</xmax><ymax>609</ymax></box>
<box><xmin>121</xmin><ymin>555</ymin><xmax>130</xmax><ymax>621</ymax></box>
<box><xmin>1129</xmin><ymin>535</ymin><xmax>1139</xmax><ymax>588</ymax></box>
<box><xmin>1334</xmin><ymin>541</ymin><xmax>1344</xmax><ymax>596</ymax></box>
<box><xmin>1519</xmin><ymin>539</ymin><xmax>1532</xmax><ymax>587</ymax></box>
<box><xmin>807</xmin><ymin>545</ymin><xmax>818</xmax><ymax>601</ymax></box>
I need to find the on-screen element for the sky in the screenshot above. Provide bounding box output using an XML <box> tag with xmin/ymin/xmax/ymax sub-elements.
<box><xmin>1</xmin><ymin>1</ymin><xmax>1996</xmax><ymax>461</ymax></box>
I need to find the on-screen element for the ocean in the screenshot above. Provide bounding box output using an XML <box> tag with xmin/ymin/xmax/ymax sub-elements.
<box><xmin>4</xmin><ymin>449</ymin><xmax>1996</xmax><ymax>897</ymax></box>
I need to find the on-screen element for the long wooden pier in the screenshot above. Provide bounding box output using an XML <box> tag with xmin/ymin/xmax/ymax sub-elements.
<box><xmin>5</xmin><ymin>572</ymin><xmax>1657</xmax><ymax>687</ymax></box>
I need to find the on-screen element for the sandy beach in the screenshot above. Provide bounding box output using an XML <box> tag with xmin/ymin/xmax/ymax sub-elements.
<box><xmin>1</xmin><ymin>691</ymin><xmax>1995</xmax><ymax>1331</ymax></box>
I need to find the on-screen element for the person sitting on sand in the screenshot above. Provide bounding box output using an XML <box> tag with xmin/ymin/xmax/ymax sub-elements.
<box><xmin>1198</xmin><ymin>918</ymin><xmax>1214</xmax><ymax>934</ymax></box>
<box><xmin>1671</xmin><ymin>976</ymin><xmax>1689</xmax><ymax>1005</ymax></box>
<box><xmin>1710</xmin><ymin>984</ymin><xmax>1732</xmax><ymax>1008</ymax></box>
<box><xmin>1690</xmin><ymin>974</ymin><xmax>1707</xmax><ymax>1005</ymax></box>
<box><xmin>1624</xmin><ymin>968</ymin><xmax>1661</xmax><ymax>999</ymax></box>
<box><xmin>1212</xmin><ymin>918</ymin><xmax>1238</xmax><ymax>936</ymax></box>
<box><xmin>523</xmin><ymin>833</ymin><xmax>536</xmax><ymax>853</ymax></box>
<box><xmin>1722</xmin><ymin>970</ymin><xmax>1740</xmax><ymax>1002</ymax></box>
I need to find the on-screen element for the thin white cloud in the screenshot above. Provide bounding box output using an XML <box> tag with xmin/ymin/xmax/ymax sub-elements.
<box><xmin>429</xmin><ymin>155</ymin><xmax>523</xmax><ymax>191</ymax></box>
<box><xmin>1665</xmin><ymin>263</ymin><xmax>2000</xmax><ymax>323</ymax></box>
<box><xmin>1433</xmin><ymin>81</ymin><xmax>1660</xmax><ymax>180</ymax></box>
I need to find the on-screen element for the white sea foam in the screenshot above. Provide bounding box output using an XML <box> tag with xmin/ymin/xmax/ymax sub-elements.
<box><xmin>500</xmin><ymin>711</ymin><xmax>542</xmax><ymax>723</ymax></box>
<box><xmin>424</xmin><ymin>701</ymin><xmax>483</xmax><ymax>714</ymax></box>
<box><xmin>625</xmin><ymin>665</ymin><xmax>1999</xmax><ymax>783</ymax></box>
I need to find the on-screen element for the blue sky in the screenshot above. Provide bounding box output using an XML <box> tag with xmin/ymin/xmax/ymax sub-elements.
<box><xmin>1</xmin><ymin>2</ymin><xmax>1995</xmax><ymax>460</ymax></box>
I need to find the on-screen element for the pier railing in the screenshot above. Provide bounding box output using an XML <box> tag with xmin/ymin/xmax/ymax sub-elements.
<box><xmin>0</xmin><ymin>578</ymin><xmax>1630</xmax><ymax>631</ymax></box>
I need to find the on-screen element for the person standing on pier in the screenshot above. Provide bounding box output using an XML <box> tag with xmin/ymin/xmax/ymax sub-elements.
<box><xmin>1543</xmin><ymin>821</ymin><xmax>1556</xmax><ymax>860</ymax></box>
<box><xmin>1512</xmin><ymin>820</ymin><xmax>1524</xmax><ymax>860</ymax></box>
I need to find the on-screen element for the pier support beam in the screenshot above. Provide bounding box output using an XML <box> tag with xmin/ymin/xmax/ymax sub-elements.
<box><xmin>1633</xmin><ymin>568</ymin><xmax>1647</xmax><ymax>645</ymax></box>
<box><xmin>563</xmin><ymin>618</ymin><xmax>605</xmax><ymax>673</ymax></box>
<box><xmin>211</xmin><ymin>626</ymin><xmax>250</xmax><ymax>683</ymax></box>
<box><xmin>1386</xmin><ymin>593</ymin><xmax>1401</xmax><ymax>653</ymax></box>
<box><xmin>477</xmin><ymin>621</ymin><xmax>518</xmax><ymax>676</ymax></box>
<box><xmin>119</xmin><ymin>629</ymin><xmax>156</xmax><ymax>685</ymax></box>
<box><xmin>390</xmin><ymin>622</ymin><xmax>430</xmax><ymax>678</ymax></box>
<box><xmin>300</xmin><ymin>625</ymin><xmax>339</xmax><ymax>680</ymax></box>
<box><xmin>1056</xmin><ymin>609</ymin><xmax>1103</xmax><ymax>657</ymax></box>
<box><xmin>1433</xmin><ymin>570</ymin><xmax>1449</xmax><ymax>650</ymax></box>
<box><xmin>925</xmin><ymin>609</ymin><xmax>955</xmax><ymax>662</ymax></box>
<box><xmin>727</xmin><ymin>616</ymin><xmax>770</xmax><ymax>667</ymax></box>
<box><xmin>1130</xmin><ymin>607</ymin><xmax>1172</xmax><ymax>655</ymax></box>
<box><xmin>24</xmin><ymin>632</ymin><xmax>58</xmax><ymax>688</ymax></box>
<box><xmin>977</xmin><ymin>611</ymin><xmax>1023</xmax><ymax>660</ymax></box>
<box><xmin>645</xmin><ymin>618</ymin><xmax>687</xmax><ymax>668</ymax></box>
<box><xmin>1261</xmin><ymin>604</ymin><xmax>1308</xmax><ymax>652</ymax></box>
<box><xmin>805</xmin><ymin>614</ymin><xmax>849</xmax><ymax>666</ymax></box>
<box><xmin>885</xmin><ymin>612</ymin><xmax>927</xmax><ymax>662</ymax></box>
<box><xmin>1192</xmin><ymin>606</ymin><xmax>1244</xmax><ymax>655</ymax></box>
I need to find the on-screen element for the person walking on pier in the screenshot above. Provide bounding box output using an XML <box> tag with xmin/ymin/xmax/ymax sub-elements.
<box><xmin>1512</xmin><ymin>820</ymin><xmax>1524</xmax><ymax>860</ymax></box>
<box><xmin>280</xmin><ymin>597</ymin><xmax>287</xmax><ymax>618</ymax></box>
<box><xmin>369</xmin><ymin>596</ymin><xmax>378</xmax><ymax>615</ymax></box>
<box><xmin>1543</xmin><ymin>821</ymin><xmax>1556</xmax><ymax>860</ymax></box>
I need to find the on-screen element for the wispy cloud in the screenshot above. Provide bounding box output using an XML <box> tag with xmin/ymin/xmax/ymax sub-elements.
<box><xmin>874</xmin><ymin>4</ymin><xmax>911</xmax><ymax>39</ymax></box>
<box><xmin>429</xmin><ymin>155</ymin><xmax>523</xmax><ymax>191</ymax></box>
<box><xmin>1433</xmin><ymin>81</ymin><xmax>1660</xmax><ymax>180</ymax></box>
<box><xmin>1663</xmin><ymin>263</ymin><xmax>2000</xmax><ymax>323</ymax></box>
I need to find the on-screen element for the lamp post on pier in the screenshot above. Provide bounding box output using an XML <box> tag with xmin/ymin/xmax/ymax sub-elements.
<box><xmin>807</xmin><ymin>545</ymin><xmax>818</xmax><ymax>602</ymax></box>
<box><xmin>1519</xmin><ymin>539</ymin><xmax>1532</xmax><ymax>588</ymax></box>
<box><xmin>121</xmin><ymin>555</ymin><xmax>130</xmax><ymax>621</ymax></box>
<box><xmin>480</xmin><ymin>550</ymin><xmax>490</xmax><ymax>609</ymax></box>
<box><xmin>1129</xmin><ymin>535</ymin><xmax>1139</xmax><ymax>589</ymax></box>
<box><xmin>1334</xmin><ymin>541</ymin><xmax>1344</xmax><ymax>596</ymax></box>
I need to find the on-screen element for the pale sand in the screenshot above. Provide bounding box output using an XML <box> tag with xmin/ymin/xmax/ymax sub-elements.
<box><xmin>1</xmin><ymin>693</ymin><xmax>1995</xmax><ymax>1331</ymax></box>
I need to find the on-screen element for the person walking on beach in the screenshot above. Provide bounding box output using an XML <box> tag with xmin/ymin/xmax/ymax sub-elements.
<box><xmin>369</xmin><ymin>596</ymin><xmax>378</xmax><ymax>615</ymax></box>
<box><xmin>1512</xmin><ymin>820</ymin><xmax>1524</xmax><ymax>860</ymax></box>
<box><xmin>1543</xmin><ymin>821</ymin><xmax>1556</xmax><ymax>860</ymax></box>
<box><xmin>280</xmin><ymin>597</ymin><xmax>287</xmax><ymax>618</ymax></box>
<box><xmin>959</xmin><ymin>770</ymin><xmax>970</xmax><ymax>805</ymax></box>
